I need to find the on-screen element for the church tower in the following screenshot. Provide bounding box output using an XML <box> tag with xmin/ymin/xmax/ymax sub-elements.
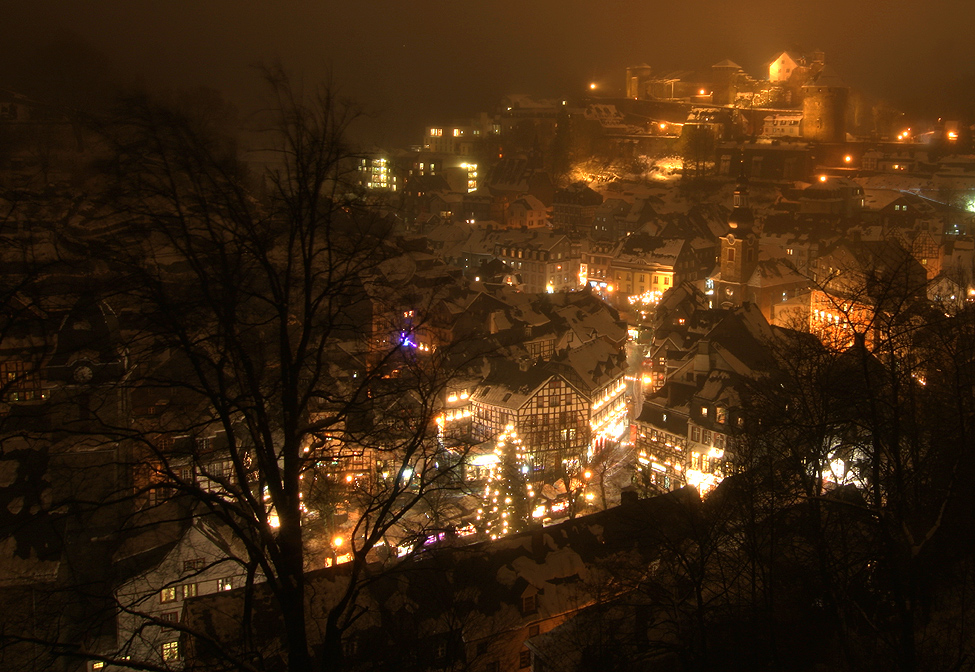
<box><xmin>717</xmin><ymin>173</ymin><xmax>760</xmax><ymax>308</ymax></box>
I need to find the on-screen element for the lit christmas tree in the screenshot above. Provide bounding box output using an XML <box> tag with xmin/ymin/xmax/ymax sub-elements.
<box><xmin>476</xmin><ymin>425</ymin><xmax>532</xmax><ymax>539</ymax></box>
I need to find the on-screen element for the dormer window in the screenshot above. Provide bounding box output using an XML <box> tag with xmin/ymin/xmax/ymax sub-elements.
<box><xmin>521</xmin><ymin>594</ymin><xmax>537</xmax><ymax>614</ymax></box>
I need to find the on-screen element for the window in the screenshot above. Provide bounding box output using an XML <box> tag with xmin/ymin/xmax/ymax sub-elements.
<box><xmin>519</xmin><ymin>650</ymin><xmax>532</xmax><ymax>668</ymax></box>
<box><xmin>691</xmin><ymin>426</ymin><xmax>701</xmax><ymax>443</ymax></box>
<box><xmin>218</xmin><ymin>578</ymin><xmax>233</xmax><ymax>591</ymax></box>
<box><xmin>664</xmin><ymin>277</ymin><xmax>669</xmax><ymax>285</ymax></box>
<box><xmin>161</xmin><ymin>641</ymin><xmax>180</xmax><ymax>662</ymax></box>
<box><xmin>183</xmin><ymin>558</ymin><xmax>204</xmax><ymax>572</ymax></box>
<box><xmin>182</xmin><ymin>583</ymin><xmax>198</xmax><ymax>599</ymax></box>
<box><xmin>521</xmin><ymin>594</ymin><xmax>537</xmax><ymax>614</ymax></box>
<box><xmin>92</xmin><ymin>663</ymin><xmax>105</xmax><ymax>670</ymax></box>
<box><xmin>159</xmin><ymin>611</ymin><xmax>180</xmax><ymax>624</ymax></box>
<box><xmin>727</xmin><ymin>248</ymin><xmax>736</xmax><ymax>262</ymax></box>
<box><xmin>160</xmin><ymin>587</ymin><xmax>177</xmax><ymax>603</ymax></box>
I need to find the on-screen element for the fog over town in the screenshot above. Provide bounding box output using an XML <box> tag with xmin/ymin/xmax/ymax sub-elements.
<box><xmin>1</xmin><ymin>2</ymin><xmax>975</xmax><ymax>672</ymax></box>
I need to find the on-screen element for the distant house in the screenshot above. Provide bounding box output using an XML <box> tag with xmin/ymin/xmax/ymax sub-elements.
<box><xmin>763</xmin><ymin>113</ymin><xmax>803</xmax><ymax>138</ymax></box>
<box><xmin>493</xmin><ymin>230</ymin><xmax>581</xmax><ymax>293</ymax></box>
<box><xmin>810</xmin><ymin>239</ymin><xmax>928</xmax><ymax>349</ymax></box>
<box><xmin>110</xmin><ymin>515</ymin><xmax>257</xmax><ymax>669</ymax></box>
<box><xmin>552</xmin><ymin>183</ymin><xmax>603</xmax><ymax>234</ymax></box>
<box><xmin>798</xmin><ymin>176</ymin><xmax>864</xmax><ymax>219</ymax></box>
<box><xmin>471</xmin><ymin>338</ymin><xmax>628</xmax><ymax>474</ymax></box>
<box><xmin>505</xmin><ymin>195</ymin><xmax>549</xmax><ymax>230</ymax></box>
<box><xmin>635</xmin><ymin>303</ymin><xmax>781</xmax><ymax>494</ymax></box>
<box><xmin>768</xmin><ymin>51</ymin><xmax>802</xmax><ymax>83</ymax></box>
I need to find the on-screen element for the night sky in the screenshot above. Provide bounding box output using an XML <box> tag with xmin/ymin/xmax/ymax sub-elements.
<box><xmin>3</xmin><ymin>0</ymin><xmax>974</xmax><ymax>145</ymax></box>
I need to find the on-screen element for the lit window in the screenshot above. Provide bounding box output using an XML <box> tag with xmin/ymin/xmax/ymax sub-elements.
<box><xmin>218</xmin><ymin>578</ymin><xmax>233</xmax><ymax>591</ymax></box>
<box><xmin>161</xmin><ymin>641</ymin><xmax>180</xmax><ymax>662</ymax></box>
<box><xmin>182</xmin><ymin>583</ymin><xmax>198</xmax><ymax>599</ymax></box>
<box><xmin>160</xmin><ymin>587</ymin><xmax>177</xmax><ymax>603</ymax></box>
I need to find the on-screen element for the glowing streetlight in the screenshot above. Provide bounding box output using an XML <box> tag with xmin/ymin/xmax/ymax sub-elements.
<box><xmin>844</xmin><ymin>155</ymin><xmax>852</xmax><ymax>163</ymax></box>
<box><xmin>589</xmin><ymin>82</ymin><xmax>597</xmax><ymax>90</ymax></box>
<box><xmin>332</xmin><ymin>536</ymin><xmax>344</xmax><ymax>547</ymax></box>
<box><xmin>819</xmin><ymin>175</ymin><xmax>828</xmax><ymax>182</ymax></box>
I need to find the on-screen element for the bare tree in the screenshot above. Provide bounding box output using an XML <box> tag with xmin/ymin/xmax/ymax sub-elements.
<box><xmin>53</xmin><ymin>72</ymin><xmax>469</xmax><ymax>672</ymax></box>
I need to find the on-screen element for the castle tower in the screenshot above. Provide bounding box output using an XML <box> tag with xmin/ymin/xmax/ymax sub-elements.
<box><xmin>717</xmin><ymin>173</ymin><xmax>760</xmax><ymax>307</ymax></box>
<box><xmin>626</xmin><ymin>64</ymin><xmax>653</xmax><ymax>100</ymax></box>
<box><xmin>801</xmin><ymin>65</ymin><xmax>849</xmax><ymax>143</ymax></box>
<box><xmin>711</xmin><ymin>60</ymin><xmax>742</xmax><ymax>106</ymax></box>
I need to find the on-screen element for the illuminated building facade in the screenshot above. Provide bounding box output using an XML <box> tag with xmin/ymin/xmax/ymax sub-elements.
<box><xmin>471</xmin><ymin>370</ymin><xmax>592</xmax><ymax>476</ymax></box>
<box><xmin>635</xmin><ymin>301</ymin><xmax>779</xmax><ymax>495</ymax></box>
<box><xmin>494</xmin><ymin>232</ymin><xmax>580</xmax><ymax>294</ymax></box>
<box><xmin>470</xmin><ymin>338</ymin><xmax>628</xmax><ymax>477</ymax></box>
<box><xmin>356</xmin><ymin>155</ymin><xmax>398</xmax><ymax>192</ymax></box>
<box><xmin>763</xmin><ymin>114</ymin><xmax>803</xmax><ymax>137</ymax></box>
<box><xmin>809</xmin><ymin>239</ymin><xmax>927</xmax><ymax>350</ymax></box>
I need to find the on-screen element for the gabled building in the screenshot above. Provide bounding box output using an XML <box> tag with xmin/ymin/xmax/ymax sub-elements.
<box><xmin>111</xmin><ymin>515</ymin><xmax>256</xmax><ymax>669</ymax></box>
<box><xmin>635</xmin><ymin>300</ymin><xmax>780</xmax><ymax>494</ymax></box>
<box><xmin>470</xmin><ymin>338</ymin><xmax>627</xmax><ymax>475</ymax></box>
<box><xmin>505</xmin><ymin>195</ymin><xmax>549</xmax><ymax>230</ymax></box>
<box><xmin>809</xmin><ymin>239</ymin><xmax>928</xmax><ymax>349</ymax></box>
<box><xmin>552</xmin><ymin>183</ymin><xmax>603</xmax><ymax>235</ymax></box>
<box><xmin>493</xmin><ymin>231</ymin><xmax>581</xmax><ymax>294</ymax></box>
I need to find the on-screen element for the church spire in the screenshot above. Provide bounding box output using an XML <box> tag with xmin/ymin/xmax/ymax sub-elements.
<box><xmin>727</xmin><ymin>166</ymin><xmax>754</xmax><ymax>235</ymax></box>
